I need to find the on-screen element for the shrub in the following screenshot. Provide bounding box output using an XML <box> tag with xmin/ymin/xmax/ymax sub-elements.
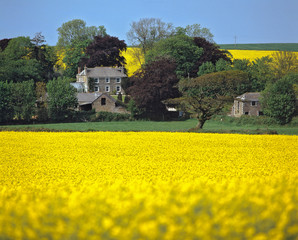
<box><xmin>90</xmin><ymin>111</ymin><xmax>131</xmax><ymax>122</ymax></box>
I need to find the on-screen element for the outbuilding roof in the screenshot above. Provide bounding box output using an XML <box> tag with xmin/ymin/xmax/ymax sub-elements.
<box><xmin>76</xmin><ymin>92</ymin><xmax>116</xmax><ymax>105</ymax></box>
<box><xmin>236</xmin><ymin>92</ymin><xmax>261</xmax><ymax>101</ymax></box>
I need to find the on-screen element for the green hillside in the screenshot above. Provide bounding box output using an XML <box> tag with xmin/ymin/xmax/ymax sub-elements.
<box><xmin>219</xmin><ymin>43</ymin><xmax>298</xmax><ymax>51</ymax></box>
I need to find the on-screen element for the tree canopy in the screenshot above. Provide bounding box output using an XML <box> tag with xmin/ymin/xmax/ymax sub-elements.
<box><xmin>80</xmin><ymin>35</ymin><xmax>127</xmax><ymax>68</ymax></box>
<box><xmin>127</xmin><ymin>18</ymin><xmax>174</xmax><ymax>54</ymax></box>
<box><xmin>169</xmin><ymin>70</ymin><xmax>250</xmax><ymax>129</ymax></box>
<box><xmin>57</xmin><ymin>19</ymin><xmax>107</xmax><ymax>47</ymax></box>
<box><xmin>261</xmin><ymin>76</ymin><xmax>296</xmax><ymax>125</ymax></box>
<box><xmin>126</xmin><ymin>57</ymin><xmax>180</xmax><ymax>120</ymax></box>
<box><xmin>146</xmin><ymin>35</ymin><xmax>203</xmax><ymax>78</ymax></box>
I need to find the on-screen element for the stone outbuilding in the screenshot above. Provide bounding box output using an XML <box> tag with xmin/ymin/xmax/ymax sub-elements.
<box><xmin>231</xmin><ymin>92</ymin><xmax>263</xmax><ymax>117</ymax></box>
<box><xmin>77</xmin><ymin>92</ymin><xmax>128</xmax><ymax>114</ymax></box>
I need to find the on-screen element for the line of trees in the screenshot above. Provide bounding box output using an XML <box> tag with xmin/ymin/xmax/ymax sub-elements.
<box><xmin>0</xmin><ymin>17</ymin><xmax>297</xmax><ymax>127</ymax></box>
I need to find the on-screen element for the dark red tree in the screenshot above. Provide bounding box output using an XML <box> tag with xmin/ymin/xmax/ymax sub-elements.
<box><xmin>190</xmin><ymin>37</ymin><xmax>232</xmax><ymax>77</ymax></box>
<box><xmin>0</xmin><ymin>38</ymin><xmax>11</xmax><ymax>51</ymax></box>
<box><xmin>126</xmin><ymin>57</ymin><xmax>180</xmax><ymax>120</ymax></box>
<box><xmin>80</xmin><ymin>35</ymin><xmax>127</xmax><ymax>68</ymax></box>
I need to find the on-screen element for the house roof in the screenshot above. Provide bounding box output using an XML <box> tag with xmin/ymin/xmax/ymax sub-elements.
<box><xmin>78</xmin><ymin>67</ymin><xmax>127</xmax><ymax>78</ymax></box>
<box><xmin>76</xmin><ymin>92</ymin><xmax>116</xmax><ymax>105</ymax></box>
<box><xmin>70</xmin><ymin>82</ymin><xmax>85</xmax><ymax>92</ymax></box>
<box><xmin>236</xmin><ymin>92</ymin><xmax>261</xmax><ymax>101</ymax></box>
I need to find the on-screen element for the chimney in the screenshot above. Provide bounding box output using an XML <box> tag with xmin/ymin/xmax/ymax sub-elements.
<box><xmin>84</xmin><ymin>65</ymin><xmax>87</xmax><ymax>74</ymax></box>
<box><xmin>78</xmin><ymin>67</ymin><xmax>81</xmax><ymax>74</ymax></box>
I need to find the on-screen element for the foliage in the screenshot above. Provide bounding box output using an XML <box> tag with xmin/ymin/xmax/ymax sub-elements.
<box><xmin>90</xmin><ymin>111</ymin><xmax>131</xmax><ymax>122</ymax></box>
<box><xmin>146</xmin><ymin>35</ymin><xmax>203</xmax><ymax>79</ymax></box>
<box><xmin>11</xmin><ymin>80</ymin><xmax>36</xmax><ymax>122</ymax></box>
<box><xmin>126</xmin><ymin>57</ymin><xmax>180</xmax><ymax>120</ymax></box>
<box><xmin>36</xmin><ymin>82</ymin><xmax>48</xmax><ymax>122</ymax></box>
<box><xmin>190</xmin><ymin>37</ymin><xmax>232</xmax><ymax>77</ymax></box>
<box><xmin>57</xmin><ymin>19</ymin><xmax>107</xmax><ymax>47</ymax></box>
<box><xmin>174</xmin><ymin>70</ymin><xmax>250</xmax><ymax>129</ymax></box>
<box><xmin>0</xmin><ymin>38</ymin><xmax>11</xmax><ymax>51</ymax></box>
<box><xmin>63</xmin><ymin>39</ymin><xmax>91</xmax><ymax>78</ymax></box>
<box><xmin>197</xmin><ymin>61</ymin><xmax>215</xmax><ymax>76</ymax></box>
<box><xmin>31</xmin><ymin>32</ymin><xmax>46</xmax><ymax>46</ymax></box>
<box><xmin>0</xmin><ymin>81</ymin><xmax>13</xmax><ymax>123</ymax></box>
<box><xmin>0</xmin><ymin>36</ymin><xmax>55</xmax><ymax>83</ymax></box>
<box><xmin>175</xmin><ymin>24</ymin><xmax>214</xmax><ymax>42</ymax></box>
<box><xmin>0</xmin><ymin>132</ymin><xmax>297</xmax><ymax>239</ymax></box>
<box><xmin>270</xmin><ymin>51</ymin><xmax>298</xmax><ymax>78</ymax></box>
<box><xmin>261</xmin><ymin>77</ymin><xmax>296</xmax><ymax>125</ymax></box>
<box><xmin>250</xmin><ymin>56</ymin><xmax>275</xmax><ymax>91</ymax></box>
<box><xmin>46</xmin><ymin>77</ymin><xmax>78</xmax><ymax>121</ymax></box>
<box><xmin>127</xmin><ymin>18</ymin><xmax>174</xmax><ymax>54</ymax></box>
<box><xmin>80</xmin><ymin>35</ymin><xmax>127</xmax><ymax>68</ymax></box>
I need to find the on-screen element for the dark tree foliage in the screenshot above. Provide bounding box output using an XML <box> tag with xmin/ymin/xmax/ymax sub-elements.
<box><xmin>126</xmin><ymin>57</ymin><xmax>180</xmax><ymax>120</ymax></box>
<box><xmin>80</xmin><ymin>36</ymin><xmax>127</xmax><ymax>68</ymax></box>
<box><xmin>191</xmin><ymin>37</ymin><xmax>232</xmax><ymax>77</ymax></box>
<box><xmin>0</xmin><ymin>81</ymin><xmax>13</xmax><ymax>123</ymax></box>
<box><xmin>0</xmin><ymin>38</ymin><xmax>11</xmax><ymax>51</ymax></box>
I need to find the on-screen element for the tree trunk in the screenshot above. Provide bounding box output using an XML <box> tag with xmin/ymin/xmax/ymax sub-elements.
<box><xmin>196</xmin><ymin>118</ymin><xmax>206</xmax><ymax>129</ymax></box>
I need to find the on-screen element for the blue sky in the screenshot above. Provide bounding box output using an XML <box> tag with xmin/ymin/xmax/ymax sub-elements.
<box><xmin>0</xmin><ymin>0</ymin><xmax>297</xmax><ymax>46</ymax></box>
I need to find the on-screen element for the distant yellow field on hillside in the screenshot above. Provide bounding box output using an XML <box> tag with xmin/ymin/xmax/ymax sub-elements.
<box><xmin>122</xmin><ymin>48</ymin><xmax>298</xmax><ymax>75</ymax></box>
<box><xmin>228</xmin><ymin>50</ymin><xmax>298</xmax><ymax>61</ymax></box>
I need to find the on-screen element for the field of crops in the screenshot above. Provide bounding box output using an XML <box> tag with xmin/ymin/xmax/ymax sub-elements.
<box><xmin>0</xmin><ymin>132</ymin><xmax>297</xmax><ymax>239</ymax></box>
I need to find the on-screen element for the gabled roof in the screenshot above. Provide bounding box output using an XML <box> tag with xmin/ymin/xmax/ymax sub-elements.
<box><xmin>78</xmin><ymin>67</ymin><xmax>127</xmax><ymax>78</ymax></box>
<box><xmin>76</xmin><ymin>92</ymin><xmax>116</xmax><ymax>105</ymax></box>
<box><xmin>236</xmin><ymin>92</ymin><xmax>261</xmax><ymax>101</ymax></box>
<box><xmin>70</xmin><ymin>82</ymin><xmax>84</xmax><ymax>92</ymax></box>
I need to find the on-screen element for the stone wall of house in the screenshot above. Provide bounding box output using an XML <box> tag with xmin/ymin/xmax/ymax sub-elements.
<box><xmin>232</xmin><ymin>100</ymin><xmax>262</xmax><ymax>117</ymax></box>
<box><xmin>242</xmin><ymin>101</ymin><xmax>262</xmax><ymax>116</ymax></box>
<box><xmin>93</xmin><ymin>77</ymin><xmax>124</xmax><ymax>94</ymax></box>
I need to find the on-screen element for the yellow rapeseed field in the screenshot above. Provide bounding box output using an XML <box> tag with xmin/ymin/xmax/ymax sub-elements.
<box><xmin>1</xmin><ymin>132</ymin><xmax>297</xmax><ymax>240</ymax></box>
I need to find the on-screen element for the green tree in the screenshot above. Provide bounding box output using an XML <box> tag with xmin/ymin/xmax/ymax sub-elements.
<box><xmin>0</xmin><ymin>81</ymin><xmax>13</xmax><ymax>123</ymax></box>
<box><xmin>197</xmin><ymin>61</ymin><xmax>216</xmax><ymax>76</ymax></box>
<box><xmin>127</xmin><ymin>18</ymin><xmax>174</xmax><ymax>54</ymax></box>
<box><xmin>175</xmin><ymin>24</ymin><xmax>214</xmax><ymax>42</ymax></box>
<box><xmin>63</xmin><ymin>39</ymin><xmax>90</xmax><ymax>78</ymax></box>
<box><xmin>0</xmin><ymin>36</ymin><xmax>54</xmax><ymax>83</ymax></box>
<box><xmin>215</xmin><ymin>58</ymin><xmax>232</xmax><ymax>72</ymax></box>
<box><xmin>11</xmin><ymin>80</ymin><xmax>36</xmax><ymax>122</ymax></box>
<box><xmin>169</xmin><ymin>70</ymin><xmax>250</xmax><ymax>129</ymax></box>
<box><xmin>271</xmin><ymin>51</ymin><xmax>298</xmax><ymax>79</ymax></box>
<box><xmin>146</xmin><ymin>35</ymin><xmax>203</xmax><ymax>78</ymax></box>
<box><xmin>47</xmin><ymin>77</ymin><xmax>78</xmax><ymax>121</ymax></box>
<box><xmin>57</xmin><ymin>19</ymin><xmax>107</xmax><ymax>47</ymax></box>
<box><xmin>250</xmin><ymin>56</ymin><xmax>275</xmax><ymax>91</ymax></box>
<box><xmin>261</xmin><ymin>77</ymin><xmax>296</xmax><ymax>125</ymax></box>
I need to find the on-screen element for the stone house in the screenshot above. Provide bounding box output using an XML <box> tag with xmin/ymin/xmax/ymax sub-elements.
<box><xmin>76</xmin><ymin>66</ymin><xmax>126</xmax><ymax>94</ymax></box>
<box><xmin>231</xmin><ymin>92</ymin><xmax>263</xmax><ymax>117</ymax></box>
<box><xmin>77</xmin><ymin>92</ymin><xmax>128</xmax><ymax>113</ymax></box>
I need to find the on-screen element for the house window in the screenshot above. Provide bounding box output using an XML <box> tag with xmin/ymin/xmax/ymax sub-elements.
<box><xmin>101</xmin><ymin>98</ymin><xmax>106</xmax><ymax>105</ymax></box>
<box><xmin>94</xmin><ymin>86</ymin><xmax>99</xmax><ymax>92</ymax></box>
<box><xmin>116</xmin><ymin>78</ymin><xmax>121</xmax><ymax>83</ymax></box>
<box><xmin>105</xmin><ymin>77</ymin><xmax>110</xmax><ymax>83</ymax></box>
<box><xmin>116</xmin><ymin>86</ymin><xmax>121</xmax><ymax>92</ymax></box>
<box><xmin>259</xmin><ymin>111</ymin><xmax>264</xmax><ymax>116</ymax></box>
<box><xmin>245</xmin><ymin>112</ymin><xmax>249</xmax><ymax>115</ymax></box>
<box><xmin>105</xmin><ymin>86</ymin><xmax>110</xmax><ymax>92</ymax></box>
<box><xmin>94</xmin><ymin>78</ymin><xmax>99</xmax><ymax>83</ymax></box>
<box><xmin>251</xmin><ymin>101</ymin><xmax>257</xmax><ymax>106</ymax></box>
